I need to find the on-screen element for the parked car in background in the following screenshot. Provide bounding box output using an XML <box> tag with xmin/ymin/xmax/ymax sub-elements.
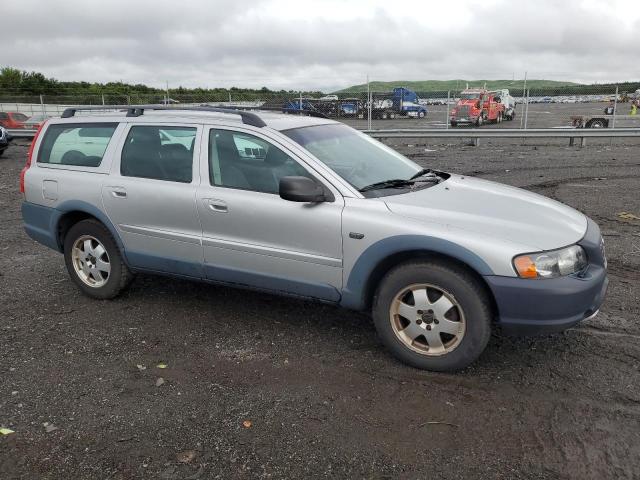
<box><xmin>0</xmin><ymin>126</ymin><xmax>12</xmax><ymax>156</ymax></box>
<box><xmin>0</xmin><ymin>111</ymin><xmax>29</xmax><ymax>129</ymax></box>
<box><xmin>24</xmin><ymin>114</ymin><xmax>51</xmax><ymax>130</ymax></box>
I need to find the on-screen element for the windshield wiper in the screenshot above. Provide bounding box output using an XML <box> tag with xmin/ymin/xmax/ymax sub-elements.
<box><xmin>410</xmin><ymin>169</ymin><xmax>441</xmax><ymax>186</ymax></box>
<box><xmin>409</xmin><ymin>168</ymin><xmax>436</xmax><ymax>180</ymax></box>
<box><xmin>358</xmin><ymin>179</ymin><xmax>415</xmax><ymax>192</ymax></box>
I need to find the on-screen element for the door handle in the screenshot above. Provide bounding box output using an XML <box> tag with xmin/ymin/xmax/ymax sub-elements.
<box><xmin>206</xmin><ymin>199</ymin><xmax>228</xmax><ymax>213</ymax></box>
<box><xmin>110</xmin><ymin>189</ymin><xmax>127</xmax><ymax>198</ymax></box>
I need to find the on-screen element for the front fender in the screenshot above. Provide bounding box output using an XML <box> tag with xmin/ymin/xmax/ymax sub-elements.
<box><xmin>340</xmin><ymin>235</ymin><xmax>494</xmax><ymax>311</ymax></box>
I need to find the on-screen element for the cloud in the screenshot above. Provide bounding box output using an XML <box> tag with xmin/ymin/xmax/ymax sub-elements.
<box><xmin>3</xmin><ymin>0</ymin><xmax>639</xmax><ymax>91</ymax></box>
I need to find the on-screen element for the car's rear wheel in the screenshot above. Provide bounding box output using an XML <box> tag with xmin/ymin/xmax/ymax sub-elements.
<box><xmin>372</xmin><ymin>260</ymin><xmax>492</xmax><ymax>371</ymax></box>
<box><xmin>64</xmin><ymin>219</ymin><xmax>133</xmax><ymax>299</ymax></box>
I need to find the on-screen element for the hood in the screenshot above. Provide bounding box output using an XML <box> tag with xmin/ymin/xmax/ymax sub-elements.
<box><xmin>384</xmin><ymin>174</ymin><xmax>587</xmax><ymax>251</ymax></box>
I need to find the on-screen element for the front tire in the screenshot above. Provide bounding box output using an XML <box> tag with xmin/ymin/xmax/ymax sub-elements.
<box><xmin>372</xmin><ymin>260</ymin><xmax>492</xmax><ymax>371</ymax></box>
<box><xmin>63</xmin><ymin>219</ymin><xmax>133</xmax><ymax>299</ymax></box>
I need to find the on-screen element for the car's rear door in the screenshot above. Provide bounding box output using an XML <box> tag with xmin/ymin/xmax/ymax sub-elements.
<box><xmin>102</xmin><ymin>122</ymin><xmax>204</xmax><ymax>277</ymax></box>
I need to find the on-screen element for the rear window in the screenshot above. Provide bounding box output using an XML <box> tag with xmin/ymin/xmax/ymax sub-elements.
<box><xmin>37</xmin><ymin>123</ymin><xmax>118</xmax><ymax>167</ymax></box>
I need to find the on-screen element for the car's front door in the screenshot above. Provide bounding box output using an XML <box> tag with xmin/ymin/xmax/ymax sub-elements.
<box><xmin>102</xmin><ymin>123</ymin><xmax>203</xmax><ymax>277</ymax></box>
<box><xmin>195</xmin><ymin>126</ymin><xmax>344</xmax><ymax>301</ymax></box>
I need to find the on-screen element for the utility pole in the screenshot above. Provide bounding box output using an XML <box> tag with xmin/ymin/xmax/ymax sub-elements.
<box><xmin>524</xmin><ymin>88</ymin><xmax>530</xmax><ymax>129</ymax></box>
<box><xmin>367</xmin><ymin>74</ymin><xmax>371</xmax><ymax>130</ymax></box>
<box><xmin>612</xmin><ymin>85</ymin><xmax>619</xmax><ymax>128</ymax></box>
<box><xmin>446</xmin><ymin>90</ymin><xmax>450</xmax><ymax>129</ymax></box>
<box><xmin>519</xmin><ymin>71</ymin><xmax>527</xmax><ymax>129</ymax></box>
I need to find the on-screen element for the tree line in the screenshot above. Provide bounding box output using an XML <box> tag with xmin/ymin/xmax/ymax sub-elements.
<box><xmin>0</xmin><ymin>67</ymin><xmax>322</xmax><ymax>102</ymax></box>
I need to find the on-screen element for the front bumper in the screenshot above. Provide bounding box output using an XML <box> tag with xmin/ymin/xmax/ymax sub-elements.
<box><xmin>450</xmin><ymin>117</ymin><xmax>478</xmax><ymax>124</ymax></box>
<box><xmin>484</xmin><ymin>217</ymin><xmax>608</xmax><ymax>335</ymax></box>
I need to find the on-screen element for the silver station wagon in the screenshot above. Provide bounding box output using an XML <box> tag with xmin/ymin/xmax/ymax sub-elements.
<box><xmin>21</xmin><ymin>106</ymin><xmax>608</xmax><ymax>371</ymax></box>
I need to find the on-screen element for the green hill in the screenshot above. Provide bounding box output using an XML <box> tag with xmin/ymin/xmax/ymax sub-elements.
<box><xmin>335</xmin><ymin>79</ymin><xmax>583</xmax><ymax>94</ymax></box>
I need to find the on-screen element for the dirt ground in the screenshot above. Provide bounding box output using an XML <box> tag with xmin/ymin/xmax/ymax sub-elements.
<box><xmin>1</xmin><ymin>137</ymin><xmax>639</xmax><ymax>479</ymax></box>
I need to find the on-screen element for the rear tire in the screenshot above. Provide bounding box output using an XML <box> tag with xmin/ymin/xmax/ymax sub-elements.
<box><xmin>63</xmin><ymin>219</ymin><xmax>133</xmax><ymax>299</ymax></box>
<box><xmin>586</xmin><ymin>118</ymin><xmax>607</xmax><ymax>128</ymax></box>
<box><xmin>372</xmin><ymin>260</ymin><xmax>492</xmax><ymax>371</ymax></box>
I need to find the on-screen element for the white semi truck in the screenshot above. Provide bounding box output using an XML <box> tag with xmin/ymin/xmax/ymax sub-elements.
<box><xmin>492</xmin><ymin>89</ymin><xmax>516</xmax><ymax>120</ymax></box>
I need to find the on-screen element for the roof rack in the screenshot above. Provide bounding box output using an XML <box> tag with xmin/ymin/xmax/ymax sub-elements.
<box><xmin>256</xmin><ymin>105</ymin><xmax>329</xmax><ymax>119</ymax></box>
<box><xmin>60</xmin><ymin>105</ymin><xmax>267</xmax><ymax>128</ymax></box>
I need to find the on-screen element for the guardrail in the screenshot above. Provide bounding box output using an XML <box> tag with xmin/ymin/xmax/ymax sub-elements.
<box><xmin>8</xmin><ymin>127</ymin><xmax>640</xmax><ymax>146</ymax></box>
<box><xmin>363</xmin><ymin>127</ymin><xmax>640</xmax><ymax>146</ymax></box>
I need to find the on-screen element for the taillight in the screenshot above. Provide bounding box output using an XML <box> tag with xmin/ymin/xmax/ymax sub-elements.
<box><xmin>20</xmin><ymin>120</ymin><xmax>46</xmax><ymax>194</ymax></box>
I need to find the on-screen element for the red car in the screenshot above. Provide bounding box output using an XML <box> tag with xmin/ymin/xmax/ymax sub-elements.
<box><xmin>0</xmin><ymin>111</ymin><xmax>29</xmax><ymax>129</ymax></box>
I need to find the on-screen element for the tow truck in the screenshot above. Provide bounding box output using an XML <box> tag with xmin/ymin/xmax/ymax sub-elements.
<box><xmin>450</xmin><ymin>88</ymin><xmax>504</xmax><ymax>127</ymax></box>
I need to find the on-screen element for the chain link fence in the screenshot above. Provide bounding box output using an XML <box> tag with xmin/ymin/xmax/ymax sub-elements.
<box><xmin>2</xmin><ymin>86</ymin><xmax>639</xmax><ymax>130</ymax></box>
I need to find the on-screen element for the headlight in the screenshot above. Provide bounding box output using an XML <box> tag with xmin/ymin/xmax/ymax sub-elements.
<box><xmin>513</xmin><ymin>245</ymin><xmax>587</xmax><ymax>279</ymax></box>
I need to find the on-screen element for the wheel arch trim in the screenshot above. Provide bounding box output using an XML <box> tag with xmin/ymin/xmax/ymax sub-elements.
<box><xmin>54</xmin><ymin>200</ymin><xmax>126</xmax><ymax>255</ymax></box>
<box><xmin>340</xmin><ymin>235</ymin><xmax>494</xmax><ymax>311</ymax></box>
<box><xmin>22</xmin><ymin>200</ymin><xmax>127</xmax><ymax>263</ymax></box>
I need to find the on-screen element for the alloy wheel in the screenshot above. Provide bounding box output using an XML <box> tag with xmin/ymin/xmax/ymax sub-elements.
<box><xmin>389</xmin><ymin>283</ymin><xmax>466</xmax><ymax>356</ymax></box>
<box><xmin>71</xmin><ymin>235</ymin><xmax>111</xmax><ymax>288</ymax></box>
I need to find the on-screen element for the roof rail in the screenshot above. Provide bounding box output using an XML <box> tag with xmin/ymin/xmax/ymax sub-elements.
<box><xmin>60</xmin><ymin>105</ymin><xmax>267</xmax><ymax>128</ymax></box>
<box><xmin>256</xmin><ymin>105</ymin><xmax>329</xmax><ymax>119</ymax></box>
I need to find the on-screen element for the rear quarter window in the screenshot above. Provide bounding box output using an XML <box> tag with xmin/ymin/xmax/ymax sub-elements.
<box><xmin>37</xmin><ymin>123</ymin><xmax>118</xmax><ymax>167</ymax></box>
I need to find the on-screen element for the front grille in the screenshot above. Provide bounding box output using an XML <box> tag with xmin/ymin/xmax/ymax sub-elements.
<box><xmin>457</xmin><ymin>105</ymin><xmax>470</xmax><ymax>117</ymax></box>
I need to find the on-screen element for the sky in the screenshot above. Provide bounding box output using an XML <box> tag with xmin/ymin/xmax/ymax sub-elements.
<box><xmin>3</xmin><ymin>0</ymin><xmax>640</xmax><ymax>92</ymax></box>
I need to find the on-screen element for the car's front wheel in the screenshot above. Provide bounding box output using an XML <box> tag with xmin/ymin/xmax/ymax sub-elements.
<box><xmin>63</xmin><ymin>219</ymin><xmax>133</xmax><ymax>299</ymax></box>
<box><xmin>372</xmin><ymin>260</ymin><xmax>492</xmax><ymax>371</ymax></box>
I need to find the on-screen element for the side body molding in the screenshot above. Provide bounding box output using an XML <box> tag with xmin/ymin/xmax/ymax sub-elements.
<box><xmin>340</xmin><ymin>235</ymin><xmax>495</xmax><ymax>311</ymax></box>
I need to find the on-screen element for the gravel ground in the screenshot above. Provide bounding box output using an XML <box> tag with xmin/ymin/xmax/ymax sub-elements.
<box><xmin>1</xmin><ymin>137</ymin><xmax>639</xmax><ymax>479</ymax></box>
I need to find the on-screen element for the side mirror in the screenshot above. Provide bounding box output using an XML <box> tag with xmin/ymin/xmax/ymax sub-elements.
<box><xmin>279</xmin><ymin>176</ymin><xmax>326</xmax><ymax>203</ymax></box>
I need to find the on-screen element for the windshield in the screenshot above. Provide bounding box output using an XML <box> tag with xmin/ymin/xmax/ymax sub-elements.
<box><xmin>283</xmin><ymin>124</ymin><xmax>422</xmax><ymax>191</ymax></box>
<box><xmin>12</xmin><ymin>113</ymin><xmax>28</xmax><ymax>121</ymax></box>
<box><xmin>460</xmin><ymin>93</ymin><xmax>480</xmax><ymax>100</ymax></box>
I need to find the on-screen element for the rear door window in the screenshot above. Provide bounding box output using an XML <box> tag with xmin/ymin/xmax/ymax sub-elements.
<box><xmin>121</xmin><ymin>126</ymin><xmax>196</xmax><ymax>183</ymax></box>
<box><xmin>38</xmin><ymin>123</ymin><xmax>118</xmax><ymax>167</ymax></box>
